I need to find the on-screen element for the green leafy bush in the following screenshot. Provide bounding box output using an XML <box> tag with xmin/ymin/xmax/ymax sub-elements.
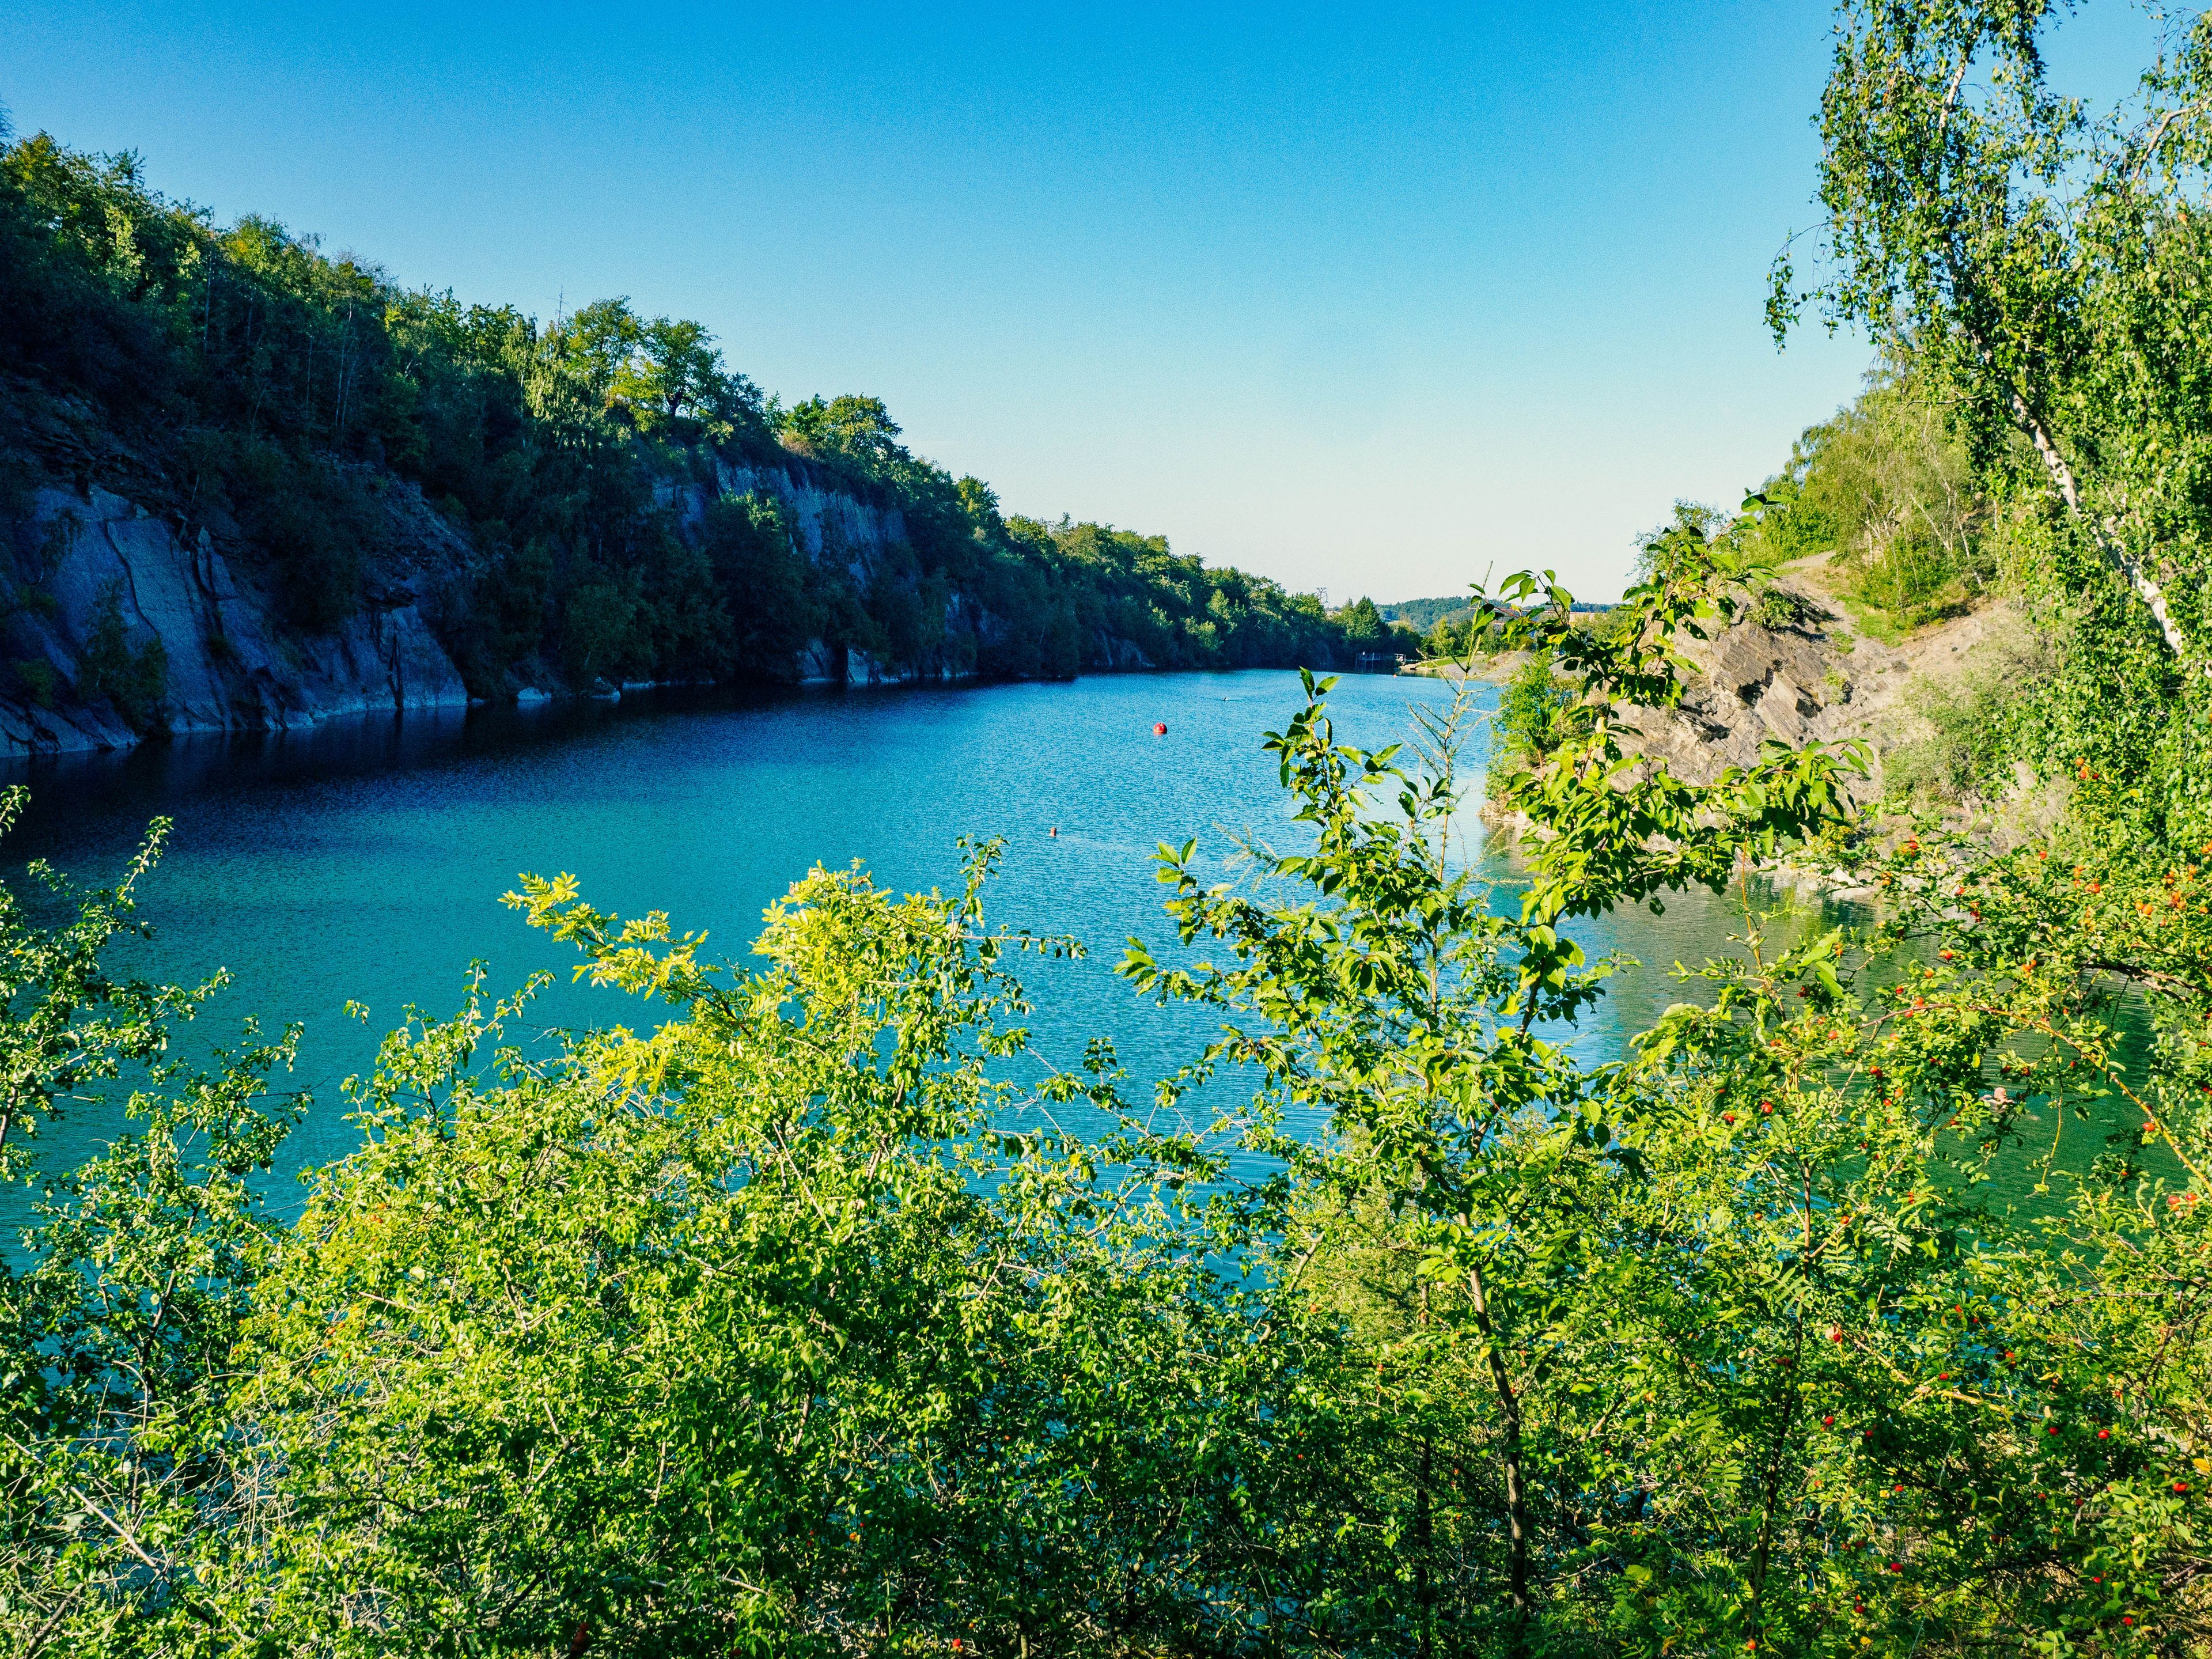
<box><xmin>1488</xmin><ymin>656</ymin><xmax>1575</xmax><ymax>789</ymax></box>
<box><xmin>1748</xmin><ymin>583</ymin><xmax>1812</xmax><ymax>630</ymax></box>
<box><xmin>74</xmin><ymin>582</ymin><xmax>167</xmax><ymax>732</ymax></box>
<box><xmin>1741</xmin><ymin>371</ymin><xmax>1993</xmax><ymax>632</ymax></box>
<box><xmin>5</xmin><ymin>553</ymin><xmax>2212</xmax><ymax>1651</ymax></box>
<box><xmin>10</xmin><ymin>657</ymin><xmax>54</xmax><ymax>708</ymax></box>
<box><xmin>1883</xmin><ymin>634</ymin><xmax>2052</xmax><ymax>805</ymax></box>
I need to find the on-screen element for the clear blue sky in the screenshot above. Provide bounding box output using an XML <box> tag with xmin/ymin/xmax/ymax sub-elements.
<box><xmin>0</xmin><ymin>1</ymin><xmax>2156</xmax><ymax>601</ymax></box>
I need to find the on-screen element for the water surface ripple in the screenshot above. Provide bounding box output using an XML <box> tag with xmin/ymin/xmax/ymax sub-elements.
<box><xmin>4</xmin><ymin>672</ymin><xmax>1846</xmax><ymax>1195</ymax></box>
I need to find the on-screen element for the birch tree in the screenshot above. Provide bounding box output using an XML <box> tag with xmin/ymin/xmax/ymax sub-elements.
<box><xmin>1778</xmin><ymin>0</ymin><xmax>2212</xmax><ymax>658</ymax></box>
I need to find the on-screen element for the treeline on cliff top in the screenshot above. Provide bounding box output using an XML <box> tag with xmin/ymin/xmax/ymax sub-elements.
<box><xmin>0</xmin><ymin>119</ymin><xmax>1401</xmax><ymax>695</ymax></box>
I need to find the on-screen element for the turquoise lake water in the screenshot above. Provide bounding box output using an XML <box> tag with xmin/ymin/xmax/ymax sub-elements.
<box><xmin>3</xmin><ymin>670</ymin><xmax>1861</xmax><ymax>1204</ymax></box>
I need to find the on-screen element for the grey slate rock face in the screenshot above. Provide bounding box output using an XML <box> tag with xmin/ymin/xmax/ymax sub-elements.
<box><xmin>1618</xmin><ymin>573</ymin><xmax>2026</xmax><ymax>802</ymax></box>
<box><xmin>2</xmin><ymin>459</ymin><xmax>1170</xmax><ymax>752</ymax></box>
<box><xmin>1</xmin><ymin>486</ymin><xmax>469</xmax><ymax>755</ymax></box>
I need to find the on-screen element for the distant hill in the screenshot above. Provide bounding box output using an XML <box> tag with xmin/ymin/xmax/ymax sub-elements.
<box><xmin>1376</xmin><ymin>595</ymin><xmax>1477</xmax><ymax>632</ymax></box>
<box><xmin>1378</xmin><ymin>594</ymin><xmax>1613</xmax><ymax>633</ymax></box>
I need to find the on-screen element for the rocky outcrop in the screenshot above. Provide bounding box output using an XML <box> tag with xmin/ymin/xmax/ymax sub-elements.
<box><xmin>1619</xmin><ymin>565</ymin><xmax>2023</xmax><ymax>797</ymax></box>
<box><xmin>1092</xmin><ymin>631</ymin><xmax>1155</xmax><ymax>672</ymax></box>
<box><xmin>0</xmin><ymin>485</ymin><xmax>468</xmax><ymax>755</ymax></box>
<box><xmin>710</xmin><ymin>460</ymin><xmax>908</xmax><ymax>574</ymax></box>
<box><xmin>1</xmin><ymin>446</ymin><xmax>1173</xmax><ymax>755</ymax></box>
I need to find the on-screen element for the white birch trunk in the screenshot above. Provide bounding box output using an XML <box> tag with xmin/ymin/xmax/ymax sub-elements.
<box><xmin>2012</xmin><ymin>389</ymin><xmax>2190</xmax><ymax>657</ymax></box>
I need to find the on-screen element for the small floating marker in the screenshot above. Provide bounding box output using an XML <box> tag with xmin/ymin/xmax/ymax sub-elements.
<box><xmin>1153</xmin><ymin>721</ymin><xmax>1168</xmax><ymax>736</ymax></box>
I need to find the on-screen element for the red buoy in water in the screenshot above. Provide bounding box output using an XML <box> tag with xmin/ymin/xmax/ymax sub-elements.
<box><xmin>1153</xmin><ymin>721</ymin><xmax>1167</xmax><ymax>736</ymax></box>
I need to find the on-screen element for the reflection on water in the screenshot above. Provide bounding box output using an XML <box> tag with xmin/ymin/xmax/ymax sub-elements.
<box><xmin>1</xmin><ymin>671</ymin><xmax>2149</xmax><ymax>1219</ymax></box>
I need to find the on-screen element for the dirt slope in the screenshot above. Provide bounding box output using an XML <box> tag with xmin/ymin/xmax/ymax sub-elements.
<box><xmin>1619</xmin><ymin>555</ymin><xmax>2019</xmax><ymax>798</ymax></box>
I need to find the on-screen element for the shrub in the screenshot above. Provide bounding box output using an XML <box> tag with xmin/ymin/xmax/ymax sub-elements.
<box><xmin>75</xmin><ymin>582</ymin><xmax>167</xmax><ymax>731</ymax></box>
<box><xmin>1882</xmin><ymin>632</ymin><xmax>2052</xmax><ymax>804</ymax></box>
<box><xmin>11</xmin><ymin>657</ymin><xmax>55</xmax><ymax>707</ymax></box>
<box><xmin>1489</xmin><ymin>657</ymin><xmax>1575</xmax><ymax>787</ymax></box>
<box><xmin>1748</xmin><ymin>584</ymin><xmax>1811</xmax><ymax>630</ymax></box>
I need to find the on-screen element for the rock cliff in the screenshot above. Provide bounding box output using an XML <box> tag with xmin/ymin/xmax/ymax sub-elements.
<box><xmin>0</xmin><ymin>457</ymin><xmax>1160</xmax><ymax>755</ymax></box>
<box><xmin>2</xmin><ymin>483</ymin><xmax>469</xmax><ymax>755</ymax></box>
<box><xmin>1618</xmin><ymin>563</ymin><xmax>2022</xmax><ymax>800</ymax></box>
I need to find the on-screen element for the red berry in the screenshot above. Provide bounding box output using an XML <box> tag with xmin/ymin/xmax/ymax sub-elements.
<box><xmin>2177</xmin><ymin>1482</ymin><xmax>2191</xmax><ymax>1494</ymax></box>
<box><xmin>1723</xmin><ymin>1112</ymin><xmax>1737</xmax><ymax>1124</ymax></box>
<box><xmin>1823</xmin><ymin>1415</ymin><xmax>1835</xmax><ymax>1426</ymax></box>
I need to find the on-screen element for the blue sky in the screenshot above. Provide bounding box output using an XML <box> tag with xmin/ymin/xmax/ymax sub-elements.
<box><xmin>0</xmin><ymin>1</ymin><xmax>2158</xmax><ymax>601</ymax></box>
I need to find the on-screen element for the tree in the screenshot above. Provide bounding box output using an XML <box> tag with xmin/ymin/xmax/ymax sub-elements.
<box><xmin>955</xmin><ymin>473</ymin><xmax>1001</xmax><ymax>533</ymax></box>
<box><xmin>0</xmin><ymin>792</ymin><xmax>304</xmax><ymax>1659</ymax></box>
<box><xmin>778</xmin><ymin>393</ymin><xmax>908</xmax><ymax>474</ymax></box>
<box><xmin>548</xmin><ymin>296</ymin><xmax>641</xmax><ymax>407</ymax></box>
<box><xmin>1779</xmin><ymin>0</ymin><xmax>2212</xmax><ymax>657</ymax></box>
<box><xmin>612</xmin><ymin>316</ymin><xmax>762</xmax><ymax>437</ymax></box>
<box><xmin>701</xmin><ymin>490</ymin><xmax>816</xmax><ymax>677</ymax></box>
<box><xmin>1488</xmin><ymin>657</ymin><xmax>1574</xmax><ymax>784</ymax></box>
<box><xmin>1336</xmin><ymin>596</ymin><xmax>1388</xmax><ymax>648</ymax></box>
